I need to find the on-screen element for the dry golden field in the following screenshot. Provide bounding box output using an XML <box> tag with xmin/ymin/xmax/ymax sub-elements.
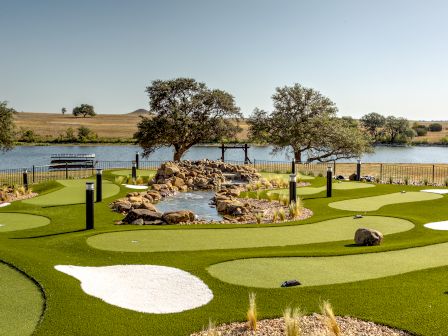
<box><xmin>13</xmin><ymin>112</ymin><xmax>250</xmax><ymax>141</ymax></box>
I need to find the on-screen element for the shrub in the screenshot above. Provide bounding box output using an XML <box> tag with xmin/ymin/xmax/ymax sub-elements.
<box><xmin>429</xmin><ymin>123</ymin><xmax>443</xmax><ymax>132</ymax></box>
<box><xmin>414</xmin><ymin>127</ymin><xmax>428</xmax><ymax>136</ymax></box>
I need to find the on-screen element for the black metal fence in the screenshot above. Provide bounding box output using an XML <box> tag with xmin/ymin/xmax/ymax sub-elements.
<box><xmin>2</xmin><ymin>159</ymin><xmax>448</xmax><ymax>187</ymax></box>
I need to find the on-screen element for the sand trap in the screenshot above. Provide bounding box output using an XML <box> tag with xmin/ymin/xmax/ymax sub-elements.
<box><xmin>122</xmin><ymin>184</ymin><xmax>148</xmax><ymax>190</ymax></box>
<box><xmin>421</xmin><ymin>189</ymin><xmax>448</xmax><ymax>194</ymax></box>
<box><xmin>55</xmin><ymin>265</ymin><xmax>213</xmax><ymax>314</ymax></box>
<box><xmin>0</xmin><ymin>203</ymin><xmax>10</xmax><ymax>208</ymax></box>
<box><xmin>424</xmin><ymin>221</ymin><xmax>448</xmax><ymax>230</ymax></box>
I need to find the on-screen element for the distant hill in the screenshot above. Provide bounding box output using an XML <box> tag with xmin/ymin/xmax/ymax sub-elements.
<box><xmin>128</xmin><ymin>109</ymin><xmax>149</xmax><ymax>115</ymax></box>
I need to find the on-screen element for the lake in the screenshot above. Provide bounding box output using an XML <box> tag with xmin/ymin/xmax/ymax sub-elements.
<box><xmin>1</xmin><ymin>144</ymin><xmax>448</xmax><ymax>169</ymax></box>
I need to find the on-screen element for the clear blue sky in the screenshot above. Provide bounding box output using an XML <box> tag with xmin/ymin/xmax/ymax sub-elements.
<box><xmin>1</xmin><ymin>0</ymin><xmax>447</xmax><ymax>119</ymax></box>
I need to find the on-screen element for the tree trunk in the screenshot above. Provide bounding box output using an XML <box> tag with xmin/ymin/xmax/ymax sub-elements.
<box><xmin>294</xmin><ymin>150</ymin><xmax>302</xmax><ymax>163</ymax></box>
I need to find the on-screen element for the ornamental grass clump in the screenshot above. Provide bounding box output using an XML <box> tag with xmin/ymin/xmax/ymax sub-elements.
<box><xmin>247</xmin><ymin>293</ymin><xmax>257</xmax><ymax>331</ymax></box>
<box><xmin>404</xmin><ymin>176</ymin><xmax>409</xmax><ymax>185</ymax></box>
<box><xmin>114</xmin><ymin>176</ymin><xmax>125</xmax><ymax>185</ymax></box>
<box><xmin>255</xmin><ymin>212</ymin><xmax>263</xmax><ymax>224</ymax></box>
<box><xmin>288</xmin><ymin>198</ymin><xmax>303</xmax><ymax>219</ymax></box>
<box><xmin>283</xmin><ymin>307</ymin><xmax>302</xmax><ymax>336</ymax></box>
<box><xmin>272</xmin><ymin>209</ymin><xmax>279</xmax><ymax>222</ymax></box>
<box><xmin>204</xmin><ymin>320</ymin><xmax>220</xmax><ymax>336</ymax></box>
<box><xmin>320</xmin><ymin>300</ymin><xmax>341</xmax><ymax>336</ymax></box>
<box><xmin>135</xmin><ymin>176</ymin><xmax>144</xmax><ymax>185</ymax></box>
<box><xmin>278</xmin><ymin>207</ymin><xmax>286</xmax><ymax>221</ymax></box>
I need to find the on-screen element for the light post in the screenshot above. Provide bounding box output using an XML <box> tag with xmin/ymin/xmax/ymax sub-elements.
<box><xmin>96</xmin><ymin>169</ymin><xmax>102</xmax><ymax>202</ymax></box>
<box><xmin>326</xmin><ymin>165</ymin><xmax>333</xmax><ymax>197</ymax></box>
<box><xmin>86</xmin><ymin>182</ymin><xmax>94</xmax><ymax>229</ymax></box>
<box><xmin>289</xmin><ymin>160</ymin><xmax>297</xmax><ymax>204</ymax></box>
<box><xmin>356</xmin><ymin>159</ymin><xmax>362</xmax><ymax>181</ymax></box>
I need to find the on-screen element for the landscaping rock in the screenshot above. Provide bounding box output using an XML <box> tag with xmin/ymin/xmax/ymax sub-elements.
<box><xmin>162</xmin><ymin>210</ymin><xmax>196</xmax><ymax>224</ymax></box>
<box><xmin>123</xmin><ymin>209</ymin><xmax>163</xmax><ymax>224</ymax></box>
<box><xmin>354</xmin><ymin>228</ymin><xmax>383</xmax><ymax>246</ymax></box>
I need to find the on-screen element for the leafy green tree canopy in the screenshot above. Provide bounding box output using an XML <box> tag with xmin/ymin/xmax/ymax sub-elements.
<box><xmin>248</xmin><ymin>84</ymin><xmax>372</xmax><ymax>162</ymax></box>
<box><xmin>0</xmin><ymin>101</ymin><xmax>16</xmax><ymax>151</ymax></box>
<box><xmin>135</xmin><ymin>78</ymin><xmax>242</xmax><ymax>161</ymax></box>
<box><xmin>384</xmin><ymin>116</ymin><xmax>409</xmax><ymax>143</ymax></box>
<box><xmin>360</xmin><ymin>112</ymin><xmax>386</xmax><ymax>140</ymax></box>
<box><xmin>72</xmin><ymin>104</ymin><xmax>96</xmax><ymax>118</ymax></box>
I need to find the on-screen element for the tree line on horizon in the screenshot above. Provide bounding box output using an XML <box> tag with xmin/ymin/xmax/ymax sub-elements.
<box><xmin>0</xmin><ymin>79</ymin><xmax>446</xmax><ymax>159</ymax></box>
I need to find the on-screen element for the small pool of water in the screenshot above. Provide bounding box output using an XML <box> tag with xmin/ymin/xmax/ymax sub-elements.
<box><xmin>155</xmin><ymin>191</ymin><xmax>222</xmax><ymax>222</ymax></box>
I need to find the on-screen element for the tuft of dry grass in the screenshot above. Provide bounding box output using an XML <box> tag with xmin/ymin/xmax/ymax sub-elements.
<box><xmin>247</xmin><ymin>292</ymin><xmax>257</xmax><ymax>331</ymax></box>
<box><xmin>283</xmin><ymin>307</ymin><xmax>303</xmax><ymax>336</ymax></box>
<box><xmin>204</xmin><ymin>320</ymin><xmax>220</xmax><ymax>336</ymax></box>
<box><xmin>288</xmin><ymin>198</ymin><xmax>303</xmax><ymax>219</ymax></box>
<box><xmin>114</xmin><ymin>176</ymin><xmax>125</xmax><ymax>185</ymax></box>
<box><xmin>135</xmin><ymin>176</ymin><xmax>144</xmax><ymax>185</ymax></box>
<box><xmin>255</xmin><ymin>212</ymin><xmax>263</xmax><ymax>224</ymax></box>
<box><xmin>278</xmin><ymin>208</ymin><xmax>286</xmax><ymax>221</ymax></box>
<box><xmin>272</xmin><ymin>209</ymin><xmax>279</xmax><ymax>222</ymax></box>
<box><xmin>320</xmin><ymin>300</ymin><xmax>341</xmax><ymax>336</ymax></box>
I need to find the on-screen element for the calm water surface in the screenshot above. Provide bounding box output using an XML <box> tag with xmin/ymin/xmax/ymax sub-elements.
<box><xmin>1</xmin><ymin>145</ymin><xmax>448</xmax><ymax>169</ymax></box>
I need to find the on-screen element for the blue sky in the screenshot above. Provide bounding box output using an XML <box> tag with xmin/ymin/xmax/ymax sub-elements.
<box><xmin>1</xmin><ymin>0</ymin><xmax>447</xmax><ymax>119</ymax></box>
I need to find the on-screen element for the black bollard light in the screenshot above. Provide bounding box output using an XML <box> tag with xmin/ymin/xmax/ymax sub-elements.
<box><xmin>356</xmin><ymin>159</ymin><xmax>362</xmax><ymax>181</ymax></box>
<box><xmin>23</xmin><ymin>169</ymin><xmax>29</xmax><ymax>191</ymax></box>
<box><xmin>96</xmin><ymin>168</ymin><xmax>102</xmax><ymax>202</ymax></box>
<box><xmin>326</xmin><ymin>165</ymin><xmax>333</xmax><ymax>197</ymax></box>
<box><xmin>289</xmin><ymin>160</ymin><xmax>297</xmax><ymax>204</ymax></box>
<box><xmin>135</xmin><ymin>152</ymin><xmax>140</xmax><ymax>170</ymax></box>
<box><xmin>86</xmin><ymin>182</ymin><xmax>94</xmax><ymax>230</ymax></box>
<box><xmin>132</xmin><ymin>161</ymin><xmax>137</xmax><ymax>181</ymax></box>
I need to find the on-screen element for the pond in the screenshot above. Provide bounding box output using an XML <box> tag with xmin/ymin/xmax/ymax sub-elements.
<box><xmin>155</xmin><ymin>190</ymin><xmax>222</xmax><ymax>222</ymax></box>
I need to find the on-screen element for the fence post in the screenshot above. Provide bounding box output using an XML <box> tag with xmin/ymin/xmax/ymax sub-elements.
<box><xmin>32</xmin><ymin>165</ymin><xmax>35</xmax><ymax>183</ymax></box>
<box><xmin>65</xmin><ymin>162</ymin><xmax>68</xmax><ymax>179</ymax></box>
<box><xmin>23</xmin><ymin>169</ymin><xmax>29</xmax><ymax>190</ymax></box>
<box><xmin>333</xmin><ymin>161</ymin><xmax>336</xmax><ymax>177</ymax></box>
<box><xmin>432</xmin><ymin>165</ymin><xmax>435</xmax><ymax>184</ymax></box>
<box><xmin>380</xmin><ymin>163</ymin><xmax>383</xmax><ymax>182</ymax></box>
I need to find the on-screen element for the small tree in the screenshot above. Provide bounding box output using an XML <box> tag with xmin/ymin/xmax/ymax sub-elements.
<box><xmin>73</xmin><ymin>104</ymin><xmax>96</xmax><ymax>118</ymax></box>
<box><xmin>360</xmin><ymin>112</ymin><xmax>386</xmax><ymax>141</ymax></box>
<box><xmin>77</xmin><ymin>126</ymin><xmax>96</xmax><ymax>142</ymax></box>
<box><xmin>135</xmin><ymin>78</ymin><xmax>242</xmax><ymax>161</ymax></box>
<box><xmin>384</xmin><ymin>116</ymin><xmax>409</xmax><ymax>143</ymax></box>
<box><xmin>61</xmin><ymin>107</ymin><xmax>67</xmax><ymax>115</ymax></box>
<box><xmin>0</xmin><ymin>101</ymin><xmax>16</xmax><ymax>151</ymax></box>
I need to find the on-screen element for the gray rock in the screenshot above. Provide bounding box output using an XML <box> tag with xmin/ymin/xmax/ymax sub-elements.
<box><xmin>355</xmin><ymin>228</ymin><xmax>383</xmax><ymax>246</ymax></box>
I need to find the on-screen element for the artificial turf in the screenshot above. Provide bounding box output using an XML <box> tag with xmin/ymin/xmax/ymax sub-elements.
<box><xmin>0</xmin><ymin>262</ymin><xmax>43</xmax><ymax>336</ymax></box>
<box><xmin>110</xmin><ymin>169</ymin><xmax>156</xmax><ymax>177</ymax></box>
<box><xmin>269</xmin><ymin>181</ymin><xmax>375</xmax><ymax>196</ymax></box>
<box><xmin>2</xmin><ymin>172</ymin><xmax>448</xmax><ymax>335</ymax></box>
<box><xmin>207</xmin><ymin>240</ymin><xmax>448</xmax><ymax>288</ymax></box>
<box><xmin>0</xmin><ymin>213</ymin><xmax>50</xmax><ymax>232</ymax></box>
<box><xmin>22</xmin><ymin>179</ymin><xmax>120</xmax><ymax>207</ymax></box>
<box><xmin>87</xmin><ymin>216</ymin><xmax>414</xmax><ymax>252</ymax></box>
<box><xmin>328</xmin><ymin>191</ymin><xmax>442</xmax><ymax>211</ymax></box>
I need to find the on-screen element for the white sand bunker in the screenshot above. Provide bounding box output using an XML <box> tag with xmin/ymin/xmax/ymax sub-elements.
<box><xmin>55</xmin><ymin>265</ymin><xmax>213</xmax><ymax>314</ymax></box>
<box><xmin>122</xmin><ymin>184</ymin><xmax>149</xmax><ymax>190</ymax></box>
<box><xmin>424</xmin><ymin>221</ymin><xmax>448</xmax><ymax>230</ymax></box>
<box><xmin>421</xmin><ymin>189</ymin><xmax>448</xmax><ymax>194</ymax></box>
<box><xmin>0</xmin><ymin>203</ymin><xmax>11</xmax><ymax>208</ymax></box>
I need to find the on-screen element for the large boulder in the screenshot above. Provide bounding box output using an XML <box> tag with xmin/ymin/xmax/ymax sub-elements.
<box><xmin>354</xmin><ymin>228</ymin><xmax>383</xmax><ymax>246</ymax></box>
<box><xmin>123</xmin><ymin>209</ymin><xmax>163</xmax><ymax>224</ymax></box>
<box><xmin>162</xmin><ymin>210</ymin><xmax>195</xmax><ymax>224</ymax></box>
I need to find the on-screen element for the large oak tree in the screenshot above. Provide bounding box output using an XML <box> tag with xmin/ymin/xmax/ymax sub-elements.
<box><xmin>135</xmin><ymin>78</ymin><xmax>242</xmax><ymax>161</ymax></box>
<box><xmin>248</xmin><ymin>84</ymin><xmax>372</xmax><ymax>162</ymax></box>
<box><xmin>0</xmin><ymin>101</ymin><xmax>16</xmax><ymax>151</ymax></box>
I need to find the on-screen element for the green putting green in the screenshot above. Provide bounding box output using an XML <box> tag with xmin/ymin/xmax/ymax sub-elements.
<box><xmin>270</xmin><ymin>181</ymin><xmax>375</xmax><ymax>196</ymax></box>
<box><xmin>329</xmin><ymin>191</ymin><xmax>442</xmax><ymax>212</ymax></box>
<box><xmin>0</xmin><ymin>213</ymin><xmax>50</xmax><ymax>232</ymax></box>
<box><xmin>0</xmin><ymin>262</ymin><xmax>43</xmax><ymax>336</ymax></box>
<box><xmin>87</xmin><ymin>216</ymin><xmax>413</xmax><ymax>252</ymax></box>
<box><xmin>208</xmin><ymin>241</ymin><xmax>448</xmax><ymax>288</ymax></box>
<box><xmin>111</xmin><ymin>169</ymin><xmax>155</xmax><ymax>177</ymax></box>
<box><xmin>23</xmin><ymin>179</ymin><xmax>120</xmax><ymax>206</ymax></box>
